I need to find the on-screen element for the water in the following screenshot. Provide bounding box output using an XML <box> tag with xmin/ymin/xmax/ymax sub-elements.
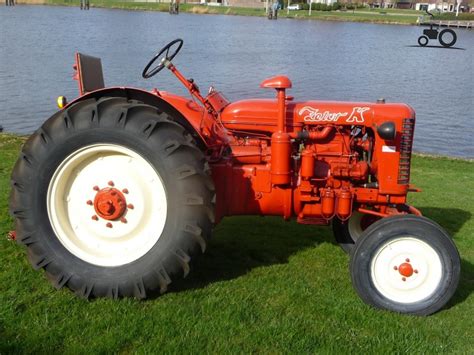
<box><xmin>1</xmin><ymin>6</ymin><xmax>473</xmax><ymax>157</ymax></box>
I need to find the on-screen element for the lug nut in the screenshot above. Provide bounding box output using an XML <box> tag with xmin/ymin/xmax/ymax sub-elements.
<box><xmin>106</xmin><ymin>222</ymin><xmax>113</xmax><ymax>228</ymax></box>
<box><xmin>127</xmin><ymin>204</ymin><xmax>134</xmax><ymax>210</ymax></box>
<box><xmin>402</xmin><ymin>277</ymin><xmax>406</xmax><ymax>282</ymax></box>
<box><xmin>111</xmin><ymin>191</ymin><xmax>117</xmax><ymax>196</ymax></box>
<box><xmin>93</xmin><ymin>186</ymin><xmax>99</xmax><ymax>191</ymax></box>
<box><xmin>393</xmin><ymin>266</ymin><xmax>398</xmax><ymax>270</ymax></box>
<box><xmin>108</xmin><ymin>181</ymin><xmax>114</xmax><ymax>187</ymax></box>
<box><xmin>414</xmin><ymin>269</ymin><xmax>418</xmax><ymax>274</ymax></box>
<box><xmin>120</xmin><ymin>217</ymin><xmax>127</xmax><ymax>224</ymax></box>
<box><xmin>122</xmin><ymin>188</ymin><xmax>129</xmax><ymax>194</ymax></box>
<box><xmin>92</xmin><ymin>215</ymin><xmax>99</xmax><ymax>221</ymax></box>
<box><xmin>405</xmin><ymin>258</ymin><xmax>410</xmax><ymax>262</ymax></box>
<box><xmin>86</xmin><ymin>200</ymin><xmax>93</xmax><ymax>205</ymax></box>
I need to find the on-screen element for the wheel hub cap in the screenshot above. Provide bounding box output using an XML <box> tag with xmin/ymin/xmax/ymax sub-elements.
<box><xmin>47</xmin><ymin>144</ymin><xmax>168</xmax><ymax>267</ymax></box>
<box><xmin>94</xmin><ymin>187</ymin><xmax>127</xmax><ymax>220</ymax></box>
<box><xmin>371</xmin><ymin>237</ymin><xmax>442</xmax><ymax>303</ymax></box>
<box><xmin>398</xmin><ymin>262</ymin><xmax>414</xmax><ymax>277</ymax></box>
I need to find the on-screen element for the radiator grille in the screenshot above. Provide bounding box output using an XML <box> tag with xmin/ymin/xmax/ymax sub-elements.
<box><xmin>398</xmin><ymin>118</ymin><xmax>415</xmax><ymax>185</ymax></box>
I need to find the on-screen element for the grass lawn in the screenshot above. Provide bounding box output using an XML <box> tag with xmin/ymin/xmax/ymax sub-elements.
<box><xmin>0</xmin><ymin>133</ymin><xmax>473</xmax><ymax>353</ymax></box>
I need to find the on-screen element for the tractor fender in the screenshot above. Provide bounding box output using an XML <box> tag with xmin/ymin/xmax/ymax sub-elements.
<box><xmin>65</xmin><ymin>87</ymin><xmax>208</xmax><ymax>150</ymax></box>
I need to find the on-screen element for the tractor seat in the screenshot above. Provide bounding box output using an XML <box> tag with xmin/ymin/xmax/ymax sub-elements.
<box><xmin>74</xmin><ymin>53</ymin><xmax>105</xmax><ymax>95</ymax></box>
<box><xmin>260</xmin><ymin>75</ymin><xmax>292</xmax><ymax>90</ymax></box>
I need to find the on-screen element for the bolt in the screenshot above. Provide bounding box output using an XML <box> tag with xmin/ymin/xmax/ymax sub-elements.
<box><xmin>93</xmin><ymin>186</ymin><xmax>99</xmax><ymax>191</ymax></box>
<box><xmin>127</xmin><ymin>204</ymin><xmax>134</xmax><ymax>210</ymax></box>
<box><xmin>92</xmin><ymin>215</ymin><xmax>99</xmax><ymax>221</ymax></box>
<box><xmin>7</xmin><ymin>231</ymin><xmax>16</xmax><ymax>241</ymax></box>
<box><xmin>108</xmin><ymin>181</ymin><xmax>114</xmax><ymax>187</ymax></box>
<box><xmin>111</xmin><ymin>191</ymin><xmax>117</xmax><ymax>196</ymax></box>
<box><xmin>122</xmin><ymin>188</ymin><xmax>129</xmax><ymax>194</ymax></box>
<box><xmin>405</xmin><ymin>258</ymin><xmax>410</xmax><ymax>262</ymax></box>
<box><xmin>402</xmin><ymin>277</ymin><xmax>406</xmax><ymax>281</ymax></box>
<box><xmin>414</xmin><ymin>269</ymin><xmax>418</xmax><ymax>274</ymax></box>
<box><xmin>86</xmin><ymin>200</ymin><xmax>93</xmax><ymax>205</ymax></box>
<box><xmin>106</xmin><ymin>222</ymin><xmax>113</xmax><ymax>228</ymax></box>
<box><xmin>120</xmin><ymin>217</ymin><xmax>127</xmax><ymax>224</ymax></box>
<box><xmin>393</xmin><ymin>266</ymin><xmax>398</xmax><ymax>270</ymax></box>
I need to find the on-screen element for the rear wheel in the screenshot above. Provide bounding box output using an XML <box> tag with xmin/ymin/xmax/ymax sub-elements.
<box><xmin>350</xmin><ymin>215</ymin><xmax>460</xmax><ymax>315</ymax></box>
<box><xmin>10</xmin><ymin>97</ymin><xmax>215</xmax><ymax>298</ymax></box>
<box><xmin>439</xmin><ymin>29</ymin><xmax>457</xmax><ymax>47</ymax></box>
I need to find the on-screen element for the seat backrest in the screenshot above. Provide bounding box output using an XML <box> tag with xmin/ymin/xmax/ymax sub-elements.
<box><xmin>75</xmin><ymin>53</ymin><xmax>105</xmax><ymax>95</ymax></box>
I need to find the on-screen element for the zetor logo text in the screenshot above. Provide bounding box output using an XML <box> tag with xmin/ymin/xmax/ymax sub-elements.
<box><xmin>298</xmin><ymin>106</ymin><xmax>370</xmax><ymax>123</ymax></box>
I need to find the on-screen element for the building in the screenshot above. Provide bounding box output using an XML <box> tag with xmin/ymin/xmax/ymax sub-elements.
<box><xmin>415</xmin><ymin>0</ymin><xmax>470</xmax><ymax>12</ymax></box>
<box><xmin>310</xmin><ymin>0</ymin><xmax>338</xmax><ymax>5</ymax></box>
<box><xmin>225</xmin><ymin>0</ymin><xmax>264</xmax><ymax>7</ymax></box>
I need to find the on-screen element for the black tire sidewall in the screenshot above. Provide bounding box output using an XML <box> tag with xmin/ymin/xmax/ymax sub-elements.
<box><xmin>332</xmin><ymin>218</ymin><xmax>354</xmax><ymax>254</ymax></box>
<box><xmin>439</xmin><ymin>29</ymin><xmax>457</xmax><ymax>47</ymax></box>
<box><xmin>14</xmin><ymin>99</ymin><xmax>213</xmax><ymax>297</ymax></box>
<box><xmin>333</xmin><ymin>212</ymin><xmax>379</xmax><ymax>254</ymax></box>
<box><xmin>418</xmin><ymin>36</ymin><xmax>429</xmax><ymax>46</ymax></box>
<box><xmin>34</xmin><ymin>129</ymin><xmax>179</xmax><ymax>279</ymax></box>
<box><xmin>350</xmin><ymin>215</ymin><xmax>460</xmax><ymax>315</ymax></box>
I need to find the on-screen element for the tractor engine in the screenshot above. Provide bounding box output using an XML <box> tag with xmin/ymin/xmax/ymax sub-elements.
<box><xmin>211</xmin><ymin>76</ymin><xmax>415</xmax><ymax>224</ymax></box>
<box><xmin>211</xmin><ymin>124</ymin><xmax>375</xmax><ymax>224</ymax></box>
<box><xmin>295</xmin><ymin>125</ymin><xmax>371</xmax><ymax>223</ymax></box>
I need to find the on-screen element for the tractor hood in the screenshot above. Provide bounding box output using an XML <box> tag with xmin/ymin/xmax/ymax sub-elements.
<box><xmin>220</xmin><ymin>99</ymin><xmax>415</xmax><ymax>133</ymax></box>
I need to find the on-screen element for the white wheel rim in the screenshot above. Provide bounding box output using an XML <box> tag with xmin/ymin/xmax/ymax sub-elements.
<box><xmin>348</xmin><ymin>212</ymin><xmax>364</xmax><ymax>241</ymax></box>
<box><xmin>370</xmin><ymin>237</ymin><xmax>443</xmax><ymax>304</ymax></box>
<box><xmin>47</xmin><ymin>144</ymin><xmax>167</xmax><ymax>267</ymax></box>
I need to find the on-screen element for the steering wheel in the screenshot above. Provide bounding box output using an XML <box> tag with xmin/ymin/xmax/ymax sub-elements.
<box><xmin>142</xmin><ymin>39</ymin><xmax>184</xmax><ymax>79</ymax></box>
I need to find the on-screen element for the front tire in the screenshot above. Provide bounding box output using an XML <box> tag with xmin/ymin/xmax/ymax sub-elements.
<box><xmin>350</xmin><ymin>215</ymin><xmax>460</xmax><ymax>315</ymax></box>
<box><xmin>418</xmin><ymin>35</ymin><xmax>429</xmax><ymax>47</ymax></box>
<box><xmin>332</xmin><ymin>212</ymin><xmax>379</xmax><ymax>254</ymax></box>
<box><xmin>10</xmin><ymin>97</ymin><xmax>215</xmax><ymax>299</ymax></box>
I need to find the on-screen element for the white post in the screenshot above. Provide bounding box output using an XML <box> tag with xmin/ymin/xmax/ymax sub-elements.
<box><xmin>309</xmin><ymin>0</ymin><xmax>312</xmax><ymax>15</ymax></box>
<box><xmin>287</xmin><ymin>0</ymin><xmax>290</xmax><ymax>15</ymax></box>
<box><xmin>455</xmin><ymin>0</ymin><xmax>460</xmax><ymax>17</ymax></box>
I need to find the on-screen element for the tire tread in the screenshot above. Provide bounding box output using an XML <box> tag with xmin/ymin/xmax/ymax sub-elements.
<box><xmin>10</xmin><ymin>96</ymin><xmax>215</xmax><ymax>299</ymax></box>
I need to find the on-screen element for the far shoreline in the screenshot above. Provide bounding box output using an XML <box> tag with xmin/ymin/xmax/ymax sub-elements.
<box><xmin>13</xmin><ymin>1</ymin><xmax>426</xmax><ymax>26</ymax></box>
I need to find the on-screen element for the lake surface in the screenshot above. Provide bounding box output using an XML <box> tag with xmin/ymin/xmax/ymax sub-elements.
<box><xmin>0</xmin><ymin>6</ymin><xmax>473</xmax><ymax>157</ymax></box>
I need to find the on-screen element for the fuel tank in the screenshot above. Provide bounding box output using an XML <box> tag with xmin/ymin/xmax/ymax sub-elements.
<box><xmin>220</xmin><ymin>99</ymin><xmax>414</xmax><ymax>133</ymax></box>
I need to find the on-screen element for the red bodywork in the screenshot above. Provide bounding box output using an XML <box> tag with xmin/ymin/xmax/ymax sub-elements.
<box><xmin>71</xmin><ymin>59</ymin><xmax>418</xmax><ymax>225</ymax></box>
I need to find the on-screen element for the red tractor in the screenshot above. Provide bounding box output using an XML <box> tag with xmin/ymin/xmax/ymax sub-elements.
<box><xmin>10</xmin><ymin>39</ymin><xmax>460</xmax><ymax>315</ymax></box>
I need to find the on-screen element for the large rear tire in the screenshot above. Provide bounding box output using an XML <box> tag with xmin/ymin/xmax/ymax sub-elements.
<box><xmin>350</xmin><ymin>215</ymin><xmax>460</xmax><ymax>315</ymax></box>
<box><xmin>439</xmin><ymin>29</ymin><xmax>457</xmax><ymax>48</ymax></box>
<box><xmin>10</xmin><ymin>97</ymin><xmax>215</xmax><ymax>299</ymax></box>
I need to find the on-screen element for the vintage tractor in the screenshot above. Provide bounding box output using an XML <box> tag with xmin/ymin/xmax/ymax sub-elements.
<box><xmin>10</xmin><ymin>39</ymin><xmax>460</xmax><ymax>315</ymax></box>
<box><xmin>417</xmin><ymin>11</ymin><xmax>457</xmax><ymax>48</ymax></box>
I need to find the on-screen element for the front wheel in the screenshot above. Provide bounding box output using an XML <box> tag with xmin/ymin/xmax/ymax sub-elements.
<box><xmin>10</xmin><ymin>97</ymin><xmax>215</xmax><ymax>298</ymax></box>
<box><xmin>418</xmin><ymin>35</ymin><xmax>429</xmax><ymax>46</ymax></box>
<box><xmin>332</xmin><ymin>212</ymin><xmax>380</xmax><ymax>254</ymax></box>
<box><xmin>350</xmin><ymin>215</ymin><xmax>460</xmax><ymax>315</ymax></box>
